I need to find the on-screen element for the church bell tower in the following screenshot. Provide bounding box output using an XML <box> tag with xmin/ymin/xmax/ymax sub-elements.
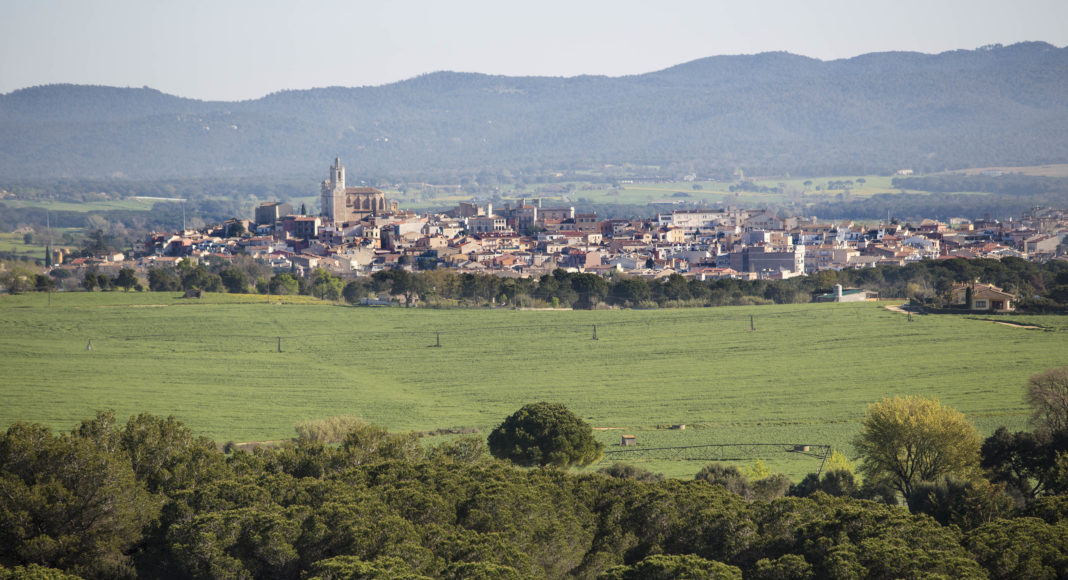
<box><xmin>321</xmin><ymin>156</ymin><xmax>346</xmax><ymax>222</ymax></box>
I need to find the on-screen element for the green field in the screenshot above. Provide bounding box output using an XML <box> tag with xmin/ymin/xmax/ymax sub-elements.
<box><xmin>0</xmin><ymin>232</ymin><xmax>47</xmax><ymax>261</ymax></box>
<box><xmin>0</xmin><ymin>229</ymin><xmax>85</xmax><ymax>262</ymax></box>
<box><xmin>0</xmin><ymin>198</ymin><xmax>159</xmax><ymax>213</ymax></box>
<box><xmin>377</xmin><ymin>174</ymin><xmax>941</xmax><ymax>211</ymax></box>
<box><xmin>1</xmin><ymin>292</ymin><xmax>1064</xmax><ymax>479</ymax></box>
<box><xmin>0</xmin><ymin>173</ymin><xmax>983</xmax><ymax>219</ymax></box>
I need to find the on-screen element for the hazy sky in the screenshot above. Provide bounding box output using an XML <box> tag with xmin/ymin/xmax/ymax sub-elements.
<box><xmin>2</xmin><ymin>0</ymin><xmax>1066</xmax><ymax>101</ymax></box>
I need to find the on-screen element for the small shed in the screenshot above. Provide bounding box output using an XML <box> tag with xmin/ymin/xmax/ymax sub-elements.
<box><xmin>621</xmin><ymin>435</ymin><xmax>637</xmax><ymax>447</ymax></box>
<box><xmin>815</xmin><ymin>284</ymin><xmax>874</xmax><ymax>303</ymax></box>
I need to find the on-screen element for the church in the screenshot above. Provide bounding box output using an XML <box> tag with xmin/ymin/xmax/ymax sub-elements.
<box><xmin>320</xmin><ymin>157</ymin><xmax>396</xmax><ymax>224</ymax></box>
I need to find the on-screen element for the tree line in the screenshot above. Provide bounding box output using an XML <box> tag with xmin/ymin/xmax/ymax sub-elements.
<box><xmin>892</xmin><ymin>175</ymin><xmax>1068</xmax><ymax>197</ymax></box>
<box><xmin>130</xmin><ymin>257</ymin><xmax>1068</xmax><ymax>311</ymax></box>
<box><xmin>2</xmin><ymin>367</ymin><xmax>1068</xmax><ymax>578</ymax></box>
<box><xmin>7</xmin><ymin>256</ymin><xmax>1067</xmax><ymax>313</ymax></box>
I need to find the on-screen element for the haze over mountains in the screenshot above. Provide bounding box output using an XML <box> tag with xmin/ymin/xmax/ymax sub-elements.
<box><xmin>1</xmin><ymin>42</ymin><xmax>1066</xmax><ymax>181</ymax></box>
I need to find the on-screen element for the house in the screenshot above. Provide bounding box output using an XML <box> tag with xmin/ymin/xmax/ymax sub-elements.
<box><xmin>950</xmin><ymin>281</ymin><xmax>1016</xmax><ymax>312</ymax></box>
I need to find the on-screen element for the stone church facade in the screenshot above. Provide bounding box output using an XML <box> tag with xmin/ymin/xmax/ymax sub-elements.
<box><xmin>320</xmin><ymin>157</ymin><xmax>395</xmax><ymax>224</ymax></box>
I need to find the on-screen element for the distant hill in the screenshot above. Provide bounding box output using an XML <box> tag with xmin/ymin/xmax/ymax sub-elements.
<box><xmin>2</xmin><ymin>42</ymin><xmax>1066</xmax><ymax>180</ymax></box>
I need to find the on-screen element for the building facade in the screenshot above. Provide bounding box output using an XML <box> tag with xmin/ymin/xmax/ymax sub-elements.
<box><xmin>320</xmin><ymin>157</ymin><xmax>392</xmax><ymax>224</ymax></box>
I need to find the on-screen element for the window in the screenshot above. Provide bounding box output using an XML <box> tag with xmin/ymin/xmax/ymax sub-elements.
<box><xmin>974</xmin><ymin>299</ymin><xmax>988</xmax><ymax>309</ymax></box>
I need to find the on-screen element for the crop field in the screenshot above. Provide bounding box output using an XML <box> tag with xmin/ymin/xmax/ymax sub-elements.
<box><xmin>0</xmin><ymin>229</ymin><xmax>85</xmax><ymax>261</ymax></box>
<box><xmin>1</xmin><ymin>292</ymin><xmax>1064</xmax><ymax>479</ymax></box>
<box><xmin>0</xmin><ymin>198</ymin><xmax>159</xmax><ymax>213</ymax></box>
<box><xmin>494</xmin><ymin>176</ymin><xmax>921</xmax><ymax>209</ymax></box>
<box><xmin>0</xmin><ymin>233</ymin><xmax>47</xmax><ymax>261</ymax></box>
<box><xmin>387</xmin><ymin>174</ymin><xmax>943</xmax><ymax>213</ymax></box>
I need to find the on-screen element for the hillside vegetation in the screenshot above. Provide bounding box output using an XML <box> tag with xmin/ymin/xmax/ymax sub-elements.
<box><xmin>2</xmin><ymin>408</ymin><xmax>1068</xmax><ymax>579</ymax></box>
<box><xmin>1</xmin><ymin>43</ymin><xmax>1066</xmax><ymax>180</ymax></box>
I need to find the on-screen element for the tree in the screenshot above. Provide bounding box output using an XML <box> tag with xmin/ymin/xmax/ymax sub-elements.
<box><xmin>426</xmin><ymin>435</ymin><xmax>487</xmax><ymax>464</ymax></box>
<box><xmin>33</xmin><ymin>274</ymin><xmax>56</xmax><ymax>292</ymax></box>
<box><xmin>965</xmin><ymin>517</ymin><xmax>1068</xmax><ymax>580</ymax></box>
<box><xmin>853</xmin><ymin>396</ymin><xmax>982</xmax><ymax>503</ymax></box>
<box><xmin>120</xmin><ymin>412</ymin><xmax>227</xmax><ymax>494</ymax></box>
<box><xmin>96</xmin><ymin>273</ymin><xmax>114</xmax><ymax>291</ymax></box>
<box><xmin>0</xmin><ymin>420</ymin><xmax>158</xmax><ymax>577</ymax></box>
<box><xmin>696</xmin><ymin>463</ymin><xmax>751</xmax><ymax>498</ymax></box>
<box><xmin>906</xmin><ymin>476</ymin><xmax>1013</xmax><ymax>530</ymax></box>
<box><xmin>269</xmin><ymin>273</ymin><xmax>299</xmax><ymax>296</ymax></box>
<box><xmin>219</xmin><ymin>268</ymin><xmax>249</xmax><ymax>294</ymax></box>
<box><xmin>598</xmin><ymin>462</ymin><xmax>664</xmax><ymax>483</ymax></box>
<box><xmin>147</xmin><ymin>267</ymin><xmax>180</xmax><ymax>292</ymax></box>
<box><xmin>309</xmin><ymin>268</ymin><xmax>343</xmax><ymax>301</ymax></box>
<box><xmin>1</xmin><ymin>265</ymin><xmax>35</xmax><ymax>294</ymax></box>
<box><xmin>114</xmin><ymin>268</ymin><xmax>137</xmax><ymax>292</ymax></box>
<box><xmin>83</xmin><ymin>229</ymin><xmax>112</xmax><ymax>255</ymax></box>
<box><xmin>487</xmin><ymin>402</ymin><xmax>603</xmax><ymax>468</ymax></box>
<box><xmin>601</xmin><ymin>554</ymin><xmax>742</xmax><ymax>579</ymax></box>
<box><xmin>227</xmin><ymin>219</ymin><xmax>246</xmax><ymax>237</ymax></box>
<box><xmin>1026</xmin><ymin>366</ymin><xmax>1068</xmax><ymax>435</ymax></box>
<box><xmin>81</xmin><ymin>272</ymin><xmax>98</xmax><ymax>292</ymax></box>
<box><xmin>610</xmin><ymin>276</ymin><xmax>650</xmax><ymax>305</ymax></box>
<box><xmin>180</xmin><ymin>265</ymin><xmax>222</xmax><ymax>292</ymax></box>
<box><xmin>390</xmin><ymin>269</ymin><xmax>426</xmax><ymax>307</ymax></box>
<box><xmin>981</xmin><ymin>427</ymin><xmax>1059</xmax><ymax>501</ymax></box>
<box><xmin>569</xmin><ymin>273</ymin><xmax>608</xmax><ymax>309</ymax></box>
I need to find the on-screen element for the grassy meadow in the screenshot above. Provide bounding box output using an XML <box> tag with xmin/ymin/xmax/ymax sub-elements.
<box><xmin>0</xmin><ymin>232</ymin><xmax>47</xmax><ymax>261</ymax></box>
<box><xmin>0</xmin><ymin>198</ymin><xmax>159</xmax><ymax>213</ymax></box>
<box><xmin>0</xmin><ymin>229</ymin><xmax>85</xmax><ymax>262</ymax></box>
<box><xmin>1</xmin><ymin>291</ymin><xmax>1064</xmax><ymax>479</ymax></box>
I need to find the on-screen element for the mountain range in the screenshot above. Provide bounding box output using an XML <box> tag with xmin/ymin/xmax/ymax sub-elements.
<box><xmin>1</xmin><ymin>42</ymin><xmax>1066</xmax><ymax>181</ymax></box>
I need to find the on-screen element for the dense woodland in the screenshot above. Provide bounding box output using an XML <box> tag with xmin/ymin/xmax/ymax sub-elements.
<box><xmin>2</xmin><ymin>371</ymin><xmax>1068</xmax><ymax>580</ymax></box>
<box><xmin>2</xmin><ymin>43</ymin><xmax>1066</xmax><ymax>180</ymax></box>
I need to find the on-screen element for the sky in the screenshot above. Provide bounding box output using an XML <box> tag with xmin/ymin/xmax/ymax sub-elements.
<box><xmin>2</xmin><ymin>0</ymin><xmax>1067</xmax><ymax>102</ymax></box>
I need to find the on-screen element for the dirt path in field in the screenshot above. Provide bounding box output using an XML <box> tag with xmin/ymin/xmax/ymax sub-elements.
<box><xmin>991</xmin><ymin>321</ymin><xmax>1042</xmax><ymax>329</ymax></box>
<box><xmin>883</xmin><ymin>304</ymin><xmax>1042</xmax><ymax>329</ymax></box>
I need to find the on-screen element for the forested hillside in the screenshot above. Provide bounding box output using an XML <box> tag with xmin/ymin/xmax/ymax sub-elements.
<box><xmin>2</xmin><ymin>408</ymin><xmax>1067</xmax><ymax>579</ymax></box>
<box><xmin>1</xmin><ymin>43</ymin><xmax>1066</xmax><ymax>180</ymax></box>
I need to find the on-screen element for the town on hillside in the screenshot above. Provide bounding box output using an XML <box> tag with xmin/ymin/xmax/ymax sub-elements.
<box><xmin>49</xmin><ymin>158</ymin><xmax>1068</xmax><ymax>305</ymax></box>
